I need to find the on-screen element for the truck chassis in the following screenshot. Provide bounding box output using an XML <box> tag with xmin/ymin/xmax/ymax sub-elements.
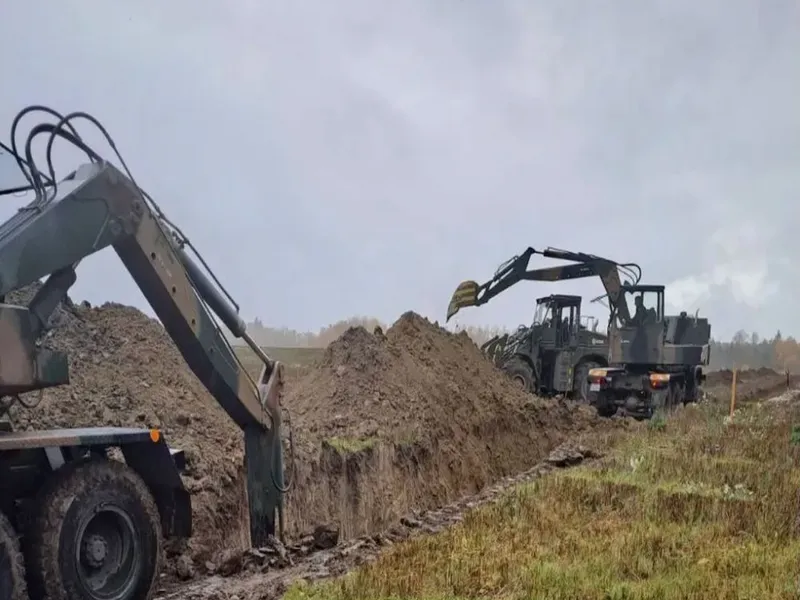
<box><xmin>0</xmin><ymin>425</ymin><xmax>190</xmax><ymax>600</ymax></box>
<box><xmin>587</xmin><ymin>364</ymin><xmax>707</xmax><ymax>419</ymax></box>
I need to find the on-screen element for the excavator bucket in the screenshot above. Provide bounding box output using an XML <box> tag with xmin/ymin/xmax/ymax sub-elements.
<box><xmin>244</xmin><ymin>360</ymin><xmax>286</xmax><ymax>545</ymax></box>
<box><xmin>447</xmin><ymin>280</ymin><xmax>481</xmax><ymax>321</ymax></box>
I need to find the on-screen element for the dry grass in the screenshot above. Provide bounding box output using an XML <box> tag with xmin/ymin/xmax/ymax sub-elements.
<box><xmin>326</xmin><ymin>436</ymin><xmax>379</xmax><ymax>454</ymax></box>
<box><xmin>286</xmin><ymin>390</ymin><xmax>800</xmax><ymax>600</ymax></box>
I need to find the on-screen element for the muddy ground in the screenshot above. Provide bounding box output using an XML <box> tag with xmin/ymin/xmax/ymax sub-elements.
<box><xmin>6</xmin><ymin>289</ymin><xmax>604</xmax><ymax>576</ymax></box>
<box><xmin>156</xmin><ymin>442</ymin><xmax>604</xmax><ymax>600</ymax></box>
<box><xmin>704</xmin><ymin>366</ymin><xmax>795</xmax><ymax>404</ymax></box>
<box><xmin>4</xmin><ymin>286</ymin><xmax>790</xmax><ymax>595</ymax></box>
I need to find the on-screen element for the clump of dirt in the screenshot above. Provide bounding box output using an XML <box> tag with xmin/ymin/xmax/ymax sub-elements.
<box><xmin>283</xmin><ymin>311</ymin><xmax>604</xmax><ymax>539</ymax></box>
<box><xmin>5</xmin><ymin>285</ymin><xmax>246</xmax><ymax>562</ymax></box>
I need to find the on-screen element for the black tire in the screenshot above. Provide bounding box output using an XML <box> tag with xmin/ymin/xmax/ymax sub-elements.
<box><xmin>595</xmin><ymin>398</ymin><xmax>617</xmax><ymax>418</ymax></box>
<box><xmin>0</xmin><ymin>511</ymin><xmax>27</xmax><ymax>600</ymax></box>
<box><xmin>665</xmin><ymin>383</ymin><xmax>677</xmax><ymax>409</ymax></box>
<box><xmin>573</xmin><ymin>360</ymin><xmax>602</xmax><ymax>404</ymax></box>
<box><xmin>673</xmin><ymin>382</ymin><xmax>686</xmax><ymax>407</ymax></box>
<box><xmin>503</xmin><ymin>357</ymin><xmax>537</xmax><ymax>393</ymax></box>
<box><xmin>25</xmin><ymin>459</ymin><xmax>162</xmax><ymax>600</ymax></box>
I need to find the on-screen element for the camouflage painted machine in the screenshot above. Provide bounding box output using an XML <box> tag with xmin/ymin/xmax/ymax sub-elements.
<box><xmin>479</xmin><ymin>294</ymin><xmax>609</xmax><ymax>401</ymax></box>
<box><xmin>0</xmin><ymin>106</ymin><xmax>287</xmax><ymax>600</ymax></box>
<box><xmin>447</xmin><ymin>246</ymin><xmax>711</xmax><ymax>418</ymax></box>
<box><xmin>447</xmin><ymin>246</ymin><xmax>642</xmax><ymax>402</ymax></box>
<box><xmin>588</xmin><ymin>283</ymin><xmax>711</xmax><ymax>418</ymax></box>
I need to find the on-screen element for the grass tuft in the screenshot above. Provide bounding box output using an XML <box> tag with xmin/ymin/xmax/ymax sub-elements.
<box><xmin>326</xmin><ymin>436</ymin><xmax>379</xmax><ymax>454</ymax></box>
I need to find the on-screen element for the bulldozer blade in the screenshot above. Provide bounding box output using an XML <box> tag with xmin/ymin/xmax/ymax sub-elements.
<box><xmin>447</xmin><ymin>280</ymin><xmax>480</xmax><ymax>321</ymax></box>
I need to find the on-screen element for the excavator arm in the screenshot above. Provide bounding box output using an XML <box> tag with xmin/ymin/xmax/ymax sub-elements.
<box><xmin>446</xmin><ymin>246</ymin><xmax>641</xmax><ymax>325</ymax></box>
<box><xmin>0</xmin><ymin>159</ymin><xmax>285</xmax><ymax>546</ymax></box>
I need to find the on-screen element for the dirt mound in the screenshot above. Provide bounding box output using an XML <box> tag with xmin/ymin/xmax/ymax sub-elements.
<box><xmin>3</xmin><ymin>290</ymin><xmax>607</xmax><ymax>578</ymax></box>
<box><xmin>289</xmin><ymin>312</ymin><xmax>580</xmax><ymax>441</ymax></box>
<box><xmin>283</xmin><ymin>311</ymin><xmax>604</xmax><ymax>539</ymax></box>
<box><xmin>6</xmin><ymin>286</ymin><xmax>245</xmax><ymax>562</ymax></box>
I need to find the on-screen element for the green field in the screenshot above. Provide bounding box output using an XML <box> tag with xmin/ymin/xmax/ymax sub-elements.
<box><xmin>287</xmin><ymin>390</ymin><xmax>800</xmax><ymax>600</ymax></box>
<box><xmin>233</xmin><ymin>345</ymin><xmax>325</xmax><ymax>379</ymax></box>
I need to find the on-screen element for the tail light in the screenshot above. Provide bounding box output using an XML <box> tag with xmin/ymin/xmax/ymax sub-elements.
<box><xmin>587</xmin><ymin>367</ymin><xmax>611</xmax><ymax>394</ymax></box>
<box><xmin>587</xmin><ymin>368</ymin><xmax>609</xmax><ymax>385</ymax></box>
<box><xmin>648</xmin><ymin>372</ymin><xmax>670</xmax><ymax>389</ymax></box>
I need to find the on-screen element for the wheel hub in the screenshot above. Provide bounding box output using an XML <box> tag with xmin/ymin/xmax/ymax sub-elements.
<box><xmin>75</xmin><ymin>507</ymin><xmax>140</xmax><ymax>600</ymax></box>
<box><xmin>82</xmin><ymin>534</ymin><xmax>108</xmax><ymax>569</ymax></box>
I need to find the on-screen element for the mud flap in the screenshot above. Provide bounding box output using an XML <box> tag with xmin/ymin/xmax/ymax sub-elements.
<box><xmin>244</xmin><ymin>424</ymin><xmax>284</xmax><ymax>547</ymax></box>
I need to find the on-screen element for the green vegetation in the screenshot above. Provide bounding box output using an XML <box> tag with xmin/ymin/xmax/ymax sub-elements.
<box><xmin>327</xmin><ymin>436</ymin><xmax>379</xmax><ymax>454</ymax></box>
<box><xmin>287</xmin><ymin>395</ymin><xmax>800</xmax><ymax>599</ymax></box>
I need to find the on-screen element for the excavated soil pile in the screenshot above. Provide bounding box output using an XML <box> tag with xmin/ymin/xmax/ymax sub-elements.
<box><xmin>4</xmin><ymin>289</ymin><xmax>607</xmax><ymax>577</ymax></box>
<box><xmin>6</xmin><ymin>285</ymin><xmax>245</xmax><ymax>562</ymax></box>
<box><xmin>282</xmin><ymin>311</ymin><xmax>604</xmax><ymax>540</ymax></box>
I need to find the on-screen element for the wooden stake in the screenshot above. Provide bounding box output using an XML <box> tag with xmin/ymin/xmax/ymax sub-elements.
<box><xmin>729</xmin><ymin>368</ymin><xmax>738</xmax><ymax>418</ymax></box>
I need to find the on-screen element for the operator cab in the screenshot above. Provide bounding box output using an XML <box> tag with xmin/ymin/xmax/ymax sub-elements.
<box><xmin>581</xmin><ymin>315</ymin><xmax>600</xmax><ymax>332</ymax></box>
<box><xmin>533</xmin><ymin>294</ymin><xmax>582</xmax><ymax>347</ymax></box>
<box><xmin>620</xmin><ymin>284</ymin><xmax>665</xmax><ymax>326</ymax></box>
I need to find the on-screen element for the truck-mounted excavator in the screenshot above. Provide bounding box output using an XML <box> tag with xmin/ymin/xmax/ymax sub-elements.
<box><xmin>447</xmin><ymin>247</ymin><xmax>641</xmax><ymax>401</ymax></box>
<box><xmin>447</xmin><ymin>246</ymin><xmax>711</xmax><ymax>417</ymax></box>
<box><xmin>0</xmin><ymin>106</ymin><xmax>287</xmax><ymax>600</ymax></box>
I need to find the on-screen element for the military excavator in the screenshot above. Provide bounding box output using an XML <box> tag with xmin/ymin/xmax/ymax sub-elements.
<box><xmin>0</xmin><ymin>106</ymin><xmax>287</xmax><ymax>600</ymax></box>
<box><xmin>447</xmin><ymin>247</ymin><xmax>641</xmax><ymax>401</ymax></box>
<box><xmin>447</xmin><ymin>246</ymin><xmax>711</xmax><ymax>417</ymax></box>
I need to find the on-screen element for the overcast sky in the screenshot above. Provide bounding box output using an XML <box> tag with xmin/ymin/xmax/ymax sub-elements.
<box><xmin>1</xmin><ymin>0</ymin><xmax>798</xmax><ymax>341</ymax></box>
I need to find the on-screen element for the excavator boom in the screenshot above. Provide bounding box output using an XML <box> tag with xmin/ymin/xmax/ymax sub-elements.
<box><xmin>446</xmin><ymin>246</ymin><xmax>641</xmax><ymax>324</ymax></box>
<box><xmin>0</xmin><ymin>159</ymin><xmax>284</xmax><ymax>546</ymax></box>
<box><xmin>0</xmin><ymin>107</ymin><xmax>295</xmax><ymax>600</ymax></box>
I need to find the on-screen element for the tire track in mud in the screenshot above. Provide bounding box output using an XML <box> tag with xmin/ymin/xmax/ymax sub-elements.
<box><xmin>155</xmin><ymin>443</ymin><xmax>602</xmax><ymax>600</ymax></box>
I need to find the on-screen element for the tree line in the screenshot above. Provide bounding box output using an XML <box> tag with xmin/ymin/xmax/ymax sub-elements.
<box><xmin>236</xmin><ymin>318</ymin><xmax>799</xmax><ymax>372</ymax></box>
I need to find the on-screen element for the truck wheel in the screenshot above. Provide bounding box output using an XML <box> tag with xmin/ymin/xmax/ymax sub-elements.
<box><xmin>503</xmin><ymin>358</ymin><xmax>536</xmax><ymax>393</ymax></box>
<box><xmin>574</xmin><ymin>360</ymin><xmax>602</xmax><ymax>404</ymax></box>
<box><xmin>594</xmin><ymin>393</ymin><xmax>616</xmax><ymax>418</ymax></box>
<box><xmin>0</xmin><ymin>511</ymin><xmax>27</xmax><ymax>600</ymax></box>
<box><xmin>664</xmin><ymin>381</ymin><xmax>684</xmax><ymax>409</ymax></box>
<box><xmin>25</xmin><ymin>459</ymin><xmax>162</xmax><ymax>600</ymax></box>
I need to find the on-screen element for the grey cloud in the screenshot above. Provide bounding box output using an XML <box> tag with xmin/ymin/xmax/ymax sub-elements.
<box><xmin>1</xmin><ymin>0</ymin><xmax>798</xmax><ymax>341</ymax></box>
